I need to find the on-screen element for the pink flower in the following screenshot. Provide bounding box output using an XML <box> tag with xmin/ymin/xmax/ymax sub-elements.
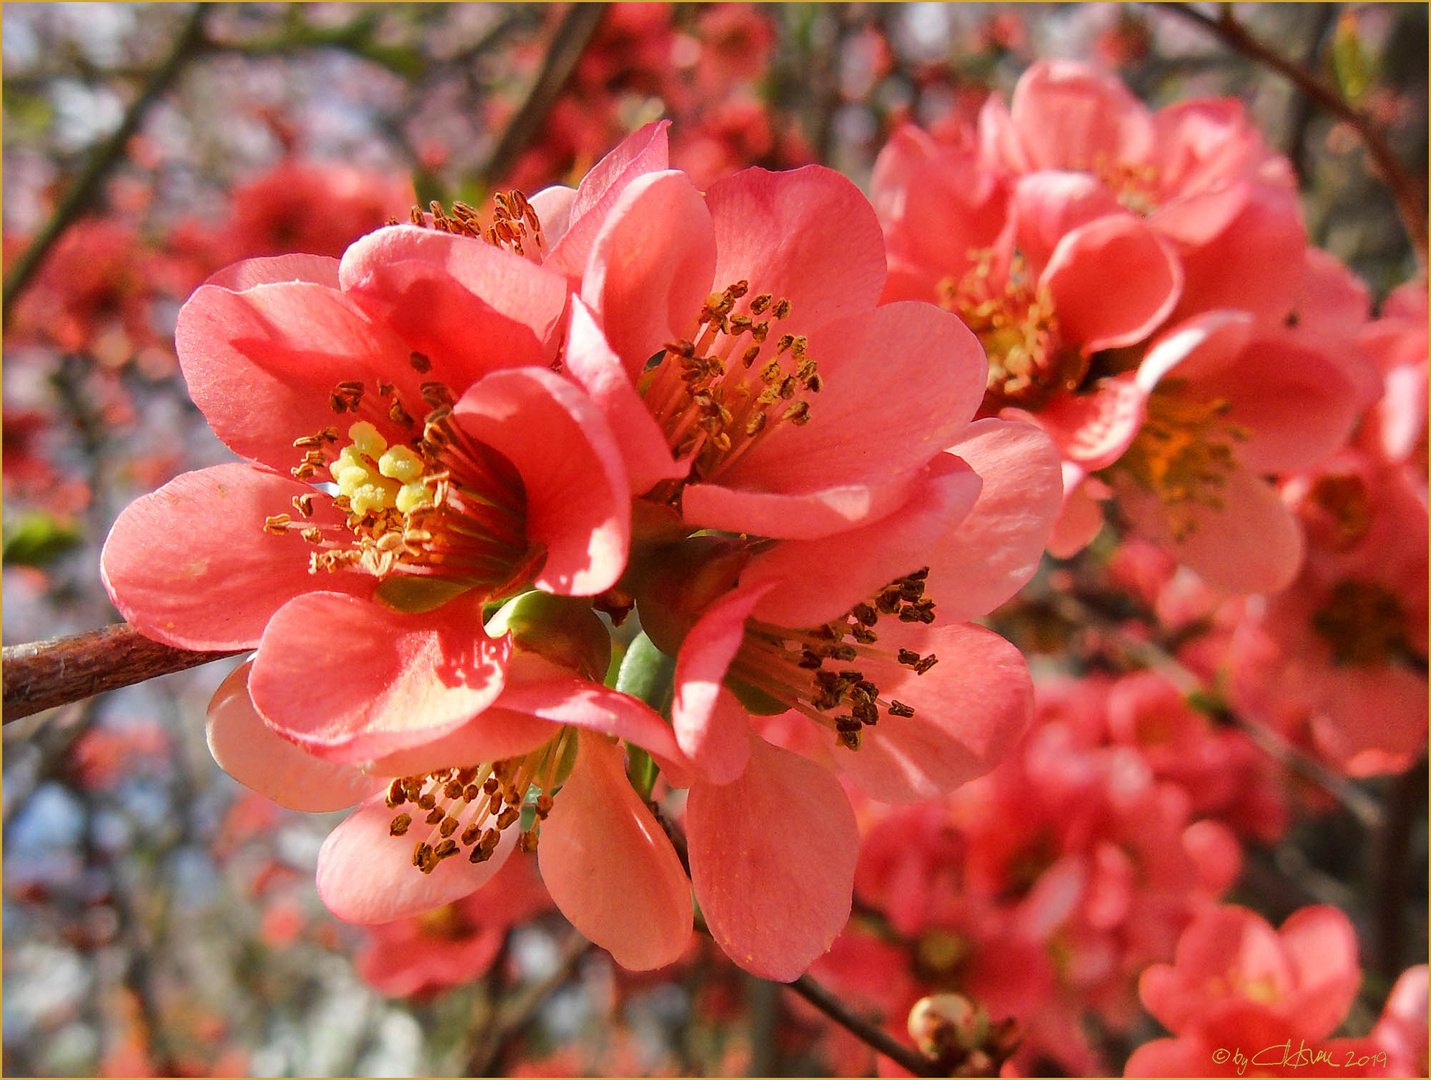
<box><xmin>1126</xmin><ymin>904</ymin><xmax>1364</xmax><ymax>1077</ymax></box>
<box><xmin>354</xmin><ymin>852</ymin><xmax>551</xmax><ymax>998</ymax></box>
<box><xmin>101</xmin><ymin>233</ymin><xmax>631</xmax><ymax>761</ymax></box>
<box><xmin>1357</xmin><ymin>279</ymin><xmax>1428</xmax><ymax>480</ymax></box>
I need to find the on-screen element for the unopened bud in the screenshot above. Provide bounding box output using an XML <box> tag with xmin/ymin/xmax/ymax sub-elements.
<box><xmin>486</xmin><ymin>591</ymin><xmax>612</xmax><ymax>681</ymax></box>
<box><xmin>908</xmin><ymin>993</ymin><xmax>987</xmax><ymax>1061</ymax></box>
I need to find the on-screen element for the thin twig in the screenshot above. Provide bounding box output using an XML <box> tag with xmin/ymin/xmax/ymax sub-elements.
<box><xmin>476</xmin><ymin>3</ymin><xmax>610</xmax><ymax>188</ymax></box>
<box><xmin>1160</xmin><ymin>2</ymin><xmax>1427</xmax><ymax>265</ymax></box>
<box><xmin>786</xmin><ymin>973</ymin><xmax>946</xmax><ymax>1077</ymax></box>
<box><xmin>466</xmin><ymin>928</ymin><xmax>593</xmax><ymax>1076</ymax></box>
<box><xmin>2</xmin><ymin>624</ymin><xmax>241</xmax><ymax>725</ymax></box>
<box><xmin>1</xmin><ymin>4</ymin><xmax>211</xmax><ymax>321</ymax></box>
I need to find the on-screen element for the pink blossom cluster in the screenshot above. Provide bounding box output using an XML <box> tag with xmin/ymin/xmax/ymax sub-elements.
<box><xmin>101</xmin><ymin>121</ymin><xmax>1063</xmax><ymax>983</ymax></box>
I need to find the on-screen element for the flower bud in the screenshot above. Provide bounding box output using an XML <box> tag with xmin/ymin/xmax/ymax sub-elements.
<box><xmin>907</xmin><ymin>993</ymin><xmax>987</xmax><ymax>1060</ymax></box>
<box><xmin>486</xmin><ymin>591</ymin><xmax>612</xmax><ymax>681</ymax></box>
<box><xmin>630</xmin><ymin>537</ymin><xmax>748</xmax><ymax>657</ymax></box>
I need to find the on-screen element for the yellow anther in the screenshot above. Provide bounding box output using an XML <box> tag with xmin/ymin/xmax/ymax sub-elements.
<box><xmin>396</xmin><ymin>481</ymin><xmax>434</xmax><ymax>514</ymax></box>
<box><xmin>378</xmin><ymin>445</ymin><xmax>425</xmax><ymax>483</ymax></box>
<box><xmin>348</xmin><ymin>421</ymin><xmax>387</xmax><ymax>459</ymax></box>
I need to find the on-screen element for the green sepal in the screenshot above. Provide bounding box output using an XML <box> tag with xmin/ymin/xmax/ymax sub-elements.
<box><xmin>374</xmin><ymin>576</ymin><xmax>474</xmax><ymax>613</ymax></box>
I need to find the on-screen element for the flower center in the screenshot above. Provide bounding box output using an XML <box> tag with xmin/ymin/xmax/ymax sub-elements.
<box><xmin>1302</xmin><ymin>473</ymin><xmax>1374</xmax><ymax>551</ymax></box>
<box><xmin>1092</xmin><ymin>154</ymin><xmax>1161</xmax><ymax>217</ymax></box>
<box><xmin>1104</xmin><ymin>384</ymin><xmax>1250</xmax><ymax>540</ymax></box>
<box><xmin>724</xmin><ymin>568</ymin><xmax>940</xmax><ymax>750</ymax></box>
<box><xmin>940</xmin><ymin>251</ymin><xmax>1085</xmax><ymax>413</ymax></box>
<box><xmin>266</xmin><ymin>365</ymin><xmax>543</xmax><ymax>608</ymax></box>
<box><xmin>638</xmin><ymin>279</ymin><xmax>822</xmax><ymax>500</ymax></box>
<box><xmin>1311</xmin><ymin>580</ymin><xmax>1412</xmax><ymax>666</ymax></box>
<box><xmin>386</xmin><ymin>729</ymin><xmax>573</xmax><ymax>875</ymax></box>
<box><xmin>406</xmin><ymin>189</ymin><xmax>545</xmax><ymax>256</ymax></box>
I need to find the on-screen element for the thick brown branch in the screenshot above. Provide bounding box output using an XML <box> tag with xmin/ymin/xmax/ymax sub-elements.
<box><xmin>477</xmin><ymin>2</ymin><xmax>610</xmax><ymax>187</ymax></box>
<box><xmin>2</xmin><ymin>4</ymin><xmax>212</xmax><ymax>321</ymax></box>
<box><xmin>1161</xmin><ymin>2</ymin><xmax>1428</xmax><ymax>264</ymax></box>
<box><xmin>2</xmin><ymin>624</ymin><xmax>240</xmax><ymax>724</ymax></box>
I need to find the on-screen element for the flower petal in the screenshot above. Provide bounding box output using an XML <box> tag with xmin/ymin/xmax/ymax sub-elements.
<box><xmin>834</xmin><ymin>622</ymin><xmax>1035</xmax><ymax>802</ymax></box>
<box><xmin>688</xmin><ymin>732</ymin><xmax>858</xmax><ymax>981</ymax></box>
<box><xmin>563</xmin><ymin>298</ymin><xmax>689</xmax><ymax>495</ymax></box>
<box><xmin>206</xmin><ymin>661</ymin><xmax>385</xmax><ymax>812</ymax></box>
<box><xmin>454</xmin><ymin>366</ymin><xmax>631</xmax><ymax>596</ymax></box>
<box><xmin>539</xmin><ymin>731</ymin><xmax>692</xmax><ymax>970</ymax></box>
<box><xmin>100</xmin><ymin>463</ymin><xmax>373</xmax><ymax>651</ymax></box>
<box><xmin>250</xmin><ymin>590</ymin><xmax>510</xmax><ymax>761</ymax></box>
<box><xmin>317</xmin><ymin>793</ymin><xmax>516</xmax><ymax>924</ymax></box>
<box><xmin>203</xmin><ymin>254</ymin><xmax>340</xmax><ymax>291</ymax></box>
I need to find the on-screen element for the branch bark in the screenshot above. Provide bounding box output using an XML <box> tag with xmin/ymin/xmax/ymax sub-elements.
<box><xmin>2</xmin><ymin>624</ymin><xmax>240</xmax><ymax>724</ymax></box>
<box><xmin>2</xmin><ymin>3</ymin><xmax>212</xmax><ymax>321</ymax></box>
<box><xmin>1160</xmin><ymin>2</ymin><xmax>1428</xmax><ymax>265</ymax></box>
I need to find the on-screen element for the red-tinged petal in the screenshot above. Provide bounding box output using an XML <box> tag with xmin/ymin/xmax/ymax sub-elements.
<box><xmin>672</xmin><ymin>586</ymin><xmax>771</xmax><ymax>783</ymax></box>
<box><xmin>100</xmin><ymin>464</ymin><xmax>372</xmax><ymax>651</ymax></box>
<box><xmin>453</xmin><ymin>367</ymin><xmax>630</xmax><ymax>596</ymax></box>
<box><xmin>539</xmin><ymin>731</ymin><xmax>692</xmax><ymax>971</ymax></box>
<box><xmin>1307</xmin><ymin>664</ymin><xmax>1428</xmax><ymax>778</ymax></box>
<box><xmin>870</xmin><ymin>125</ymin><xmax>1007</xmax><ymax>289</ymax></box>
<box><xmin>682</xmin><ymin>470</ymin><xmax>926</xmax><ymax>541</ymax></box>
<box><xmin>1023</xmin><ymin>374</ymin><xmax>1147</xmax><ymax>469</ymax></box>
<box><xmin>317</xmin><ymin>793</ymin><xmax>516</xmax><ymax>924</ymax></box>
<box><xmin>365</xmin><ymin>706</ymin><xmax>558</xmax><ymax>778</ymax></box>
<box><xmin>206</xmin><ymin>661</ymin><xmax>385</xmax><ymax>811</ymax></box>
<box><xmin>203</xmin><ymin>254</ymin><xmax>340</xmax><ymax>291</ymax></box>
<box><xmin>545</xmin><ymin>120</ymin><xmax>672</xmax><ymax>282</ymax></box>
<box><xmin>528</xmin><ymin>185</ymin><xmax>577</xmax><ymax>249</ymax></box>
<box><xmin>250</xmin><ymin>590</ymin><xmax>509</xmax><ymax>761</ymax></box>
<box><xmin>1047</xmin><ymin>470</ymin><xmax>1106</xmax><ymax>559</ymax></box>
<box><xmin>176</xmin><ymin>281</ymin><xmax>415</xmax><ymax>474</ymax></box>
<box><xmin>1280</xmin><ymin>905</ymin><xmax>1360</xmax><ymax>1040</ymax></box>
<box><xmin>338</xmin><ymin>225</ymin><xmax>567</xmax><ymax>376</ymax></box>
<box><xmin>581</xmin><ymin>171</ymin><xmax>717</xmax><ymax>380</ymax></box>
<box><xmin>924</xmin><ymin>418</ymin><xmax>1062</xmax><ymax>623</ymax></box>
<box><xmin>1122</xmin><ymin>1036</ymin><xmax>1216</xmax><ymax>1078</ymax></box>
<box><xmin>1043</xmin><ymin>215</ymin><xmax>1182</xmax><ymax>353</ymax></box>
<box><xmin>705</xmin><ymin>165</ymin><xmax>887</xmax><ymax>330</ymax></box>
<box><xmin>1010</xmin><ymin>172</ymin><xmax>1123</xmax><ymax>278</ymax></box>
<box><xmin>1150</xmin><ymin>183</ymin><xmax>1251</xmax><ymax>248</ymax></box>
<box><xmin>1008</xmin><ymin>60</ymin><xmax>1153</xmax><ymax>172</ymax></box>
<box><xmin>1135</xmin><ymin>311</ymin><xmax>1256</xmax><ymax>392</ymax></box>
<box><xmin>564</xmin><ymin>298</ymin><xmax>688</xmax><ymax>495</ymax></box>
<box><xmin>835</xmin><ymin>623</ymin><xmax>1034</xmax><ymax>803</ymax></box>
<box><xmin>1112</xmin><ymin>466</ymin><xmax>1304</xmax><ymax>594</ymax></box>
<box><xmin>687</xmin><ymin>302</ymin><xmax>986</xmax><ymax>532</ymax></box>
<box><xmin>743</xmin><ymin>454</ymin><xmax>981</xmax><ymax>629</ymax></box>
<box><xmin>1186</xmin><ymin>332</ymin><xmax>1362</xmax><ymax>473</ymax></box>
<box><xmin>687</xmin><ymin>733</ymin><xmax>857</xmax><ymax>981</ymax></box>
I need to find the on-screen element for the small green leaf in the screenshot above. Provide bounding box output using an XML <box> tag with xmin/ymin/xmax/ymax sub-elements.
<box><xmin>1332</xmin><ymin>13</ymin><xmax>1371</xmax><ymax>105</ymax></box>
<box><xmin>615</xmin><ymin>631</ymin><xmax>677</xmax><ymax>718</ymax></box>
<box><xmin>2</xmin><ymin>513</ymin><xmax>82</xmax><ymax>567</ymax></box>
<box><xmin>374</xmin><ymin>576</ymin><xmax>474</xmax><ymax>613</ymax></box>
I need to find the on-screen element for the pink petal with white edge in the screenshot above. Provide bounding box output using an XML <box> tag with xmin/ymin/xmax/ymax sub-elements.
<box><xmin>317</xmin><ymin>793</ymin><xmax>516</xmax><ymax>924</ymax></box>
<box><xmin>1042</xmin><ymin>215</ymin><xmax>1182</xmax><ymax>353</ymax></box>
<box><xmin>176</xmin><ymin>281</ymin><xmax>415</xmax><ymax>475</ymax></box>
<box><xmin>563</xmin><ymin>298</ymin><xmax>689</xmax><ymax>495</ymax></box>
<box><xmin>337</xmin><ymin>226</ymin><xmax>568</xmax><ymax>384</ymax></box>
<box><xmin>704</xmin><ymin>165</ymin><xmax>887</xmax><ymax>331</ymax></box>
<box><xmin>1008</xmin><ymin>60</ymin><xmax>1153</xmax><ymax>172</ymax></box>
<box><xmin>834</xmin><ymin>622</ymin><xmax>1035</xmax><ymax>803</ymax></box>
<box><xmin>1016</xmin><ymin>373</ymin><xmax>1147</xmax><ymax>470</ymax></box>
<box><xmin>672</xmin><ymin>585</ymin><xmax>772</xmax><ymax>783</ymax></box>
<box><xmin>453</xmin><ymin>366</ymin><xmax>630</xmax><ymax>596</ymax></box>
<box><xmin>924</xmin><ymin>418</ymin><xmax>1062</xmax><ymax>623</ymax></box>
<box><xmin>1135</xmin><ymin>310</ymin><xmax>1255</xmax><ymax>392</ymax></box>
<box><xmin>545</xmin><ymin>120</ymin><xmax>671</xmax><ymax>282</ymax></box>
<box><xmin>581</xmin><ymin>170</ymin><xmax>717</xmax><ymax>380</ymax></box>
<box><xmin>684</xmin><ymin>302</ymin><xmax>986</xmax><ymax>536</ymax></box>
<box><xmin>1010</xmin><ymin>172</ymin><xmax>1123</xmax><ymax>278</ymax></box>
<box><xmin>539</xmin><ymin>731</ymin><xmax>692</xmax><ymax>971</ymax></box>
<box><xmin>742</xmin><ymin>454</ymin><xmax>981</xmax><ymax>629</ymax></box>
<box><xmin>528</xmin><ymin>186</ymin><xmax>577</xmax><ymax>250</ymax></box>
<box><xmin>203</xmin><ymin>254</ymin><xmax>340</xmax><ymax>291</ymax></box>
<box><xmin>100</xmin><ymin>463</ymin><xmax>373</xmax><ymax>651</ymax></box>
<box><xmin>250</xmin><ymin>590</ymin><xmax>510</xmax><ymax>761</ymax></box>
<box><xmin>687</xmin><ymin>732</ymin><xmax>858</xmax><ymax>981</ymax></box>
<box><xmin>1111</xmin><ymin>467</ymin><xmax>1304</xmax><ymax>594</ymax></box>
<box><xmin>206</xmin><ymin>661</ymin><xmax>385</xmax><ymax>812</ymax></box>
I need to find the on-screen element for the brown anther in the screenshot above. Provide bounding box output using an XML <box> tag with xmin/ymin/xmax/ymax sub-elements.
<box><xmin>517</xmin><ymin>830</ymin><xmax>540</xmax><ymax>853</ymax></box>
<box><xmin>729</xmin><ymin>279</ymin><xmax>750</xmax><ymax>298</ymax></box>
<box><xmin>778</xmin><ymin>376</ymin><xmax>799</xmax><ymax>399</ymax></box>
<box><xmin>760</xmin><ymin>359</ymin><xmax>783</xmax><ymax>384</ymax></box>
<box><xmin>292</xmin><ymin>435</ymin><xmax>323</xmax><ymax>449</ymax></box>
<box><xmin>791</xmin><ymin>336</ymin><xmax>809</xmax><ymax>360</ymax></box>
<box><xmin>386</xmin><ymin>779</ymin><xmax>407</xmax><ymax>808</ymax></box>
<box><xmin>443</xmin><ymin>779</ymin><xmax>465</xmax><ymax>800</ymax></box>
<box><xmin>417</xmin><ymin>792</ymin><xmax>436</xmax><ymax>811</ymax></box>
<box><xmin>389</xmin><ymin>813</ymin><xmax>412</xmax><ymax>836</ymax></box>
<box><xmin>805</xmin><ymin>373</ymin><xmax>824</xmax><ymax>393</ymax></box>
<box><xmin>782</xmin><ymin>401</ymin><xmax>811</xmax><ymax>425</ymax></box>
<box><xmin>377</xmin><ymin>381</ymin><xmax>394</xmax><ymax>398</ymax></box>
<box><xmin>388</xmin><ymin>399</ymin><xmax>413</xmax><ymax>426</ymax></box>
<box><xmin>774</xmin><ymin>333</ymin><xmax>795</xmax><ymax>355</ymax></box>
<box><xmin>745</xmin><ymin>412</ymin><xmax>768</xmax><ymax>436</ymax></box>
<box><xmin>301</xmin><ymin>527</ymin><xmax>323</xmax><ymax>544</ymax></box>
<box><xmin>425</xmin><ymin>807</ymin><xmax>445</xmax><ymax>826</ymax></box>
<box><xmin>729</xmin><ymin>314</ymin><xmax>753</xmax><ymax>334</ymax></box>
<box><xmin>750</xmin><ymin>293</ymin><xmax>772</xmax><ymax>314</ymax></box>
<box><xmin>421</xmin><ymin>382</ymin><xmax>456</xmax><ymax>408</ymax></box>
<box><xmin>412</xmin><ymin>841</ymin><xmax>432</xmax><ymax>869</ymax></box>
<box><xmin>496</xmin><ymin>806</ymin><xmax>522</xmax><ymax>829</ymax></box>
<box><xmin>461</xmin><ymin>822</ymin><xmax>482</xmax><ymax>846</ymax></box>
<box><xmin>409</xmin><ymin>351</ymin><xmax>432</xmax><ymax>374</ymax></box>
<box><xmin>432</xmin><ymin>839</ymin><xmax>458</xmax><ymax>861</ymax></box>
<box><xmin>741</xmin><ymin>344</ymin><xmax>762</xmax><ymax>368</ymax></box>
<box><xmin>535</xmin><ymin>794</ymin><xmax>554</xmax><ymax>819</ymax></box>
<box><xmin>482</xmin><ymin>776</ymin><xmax>500</xmax><ymax>796</ymax></box>
<box><xmin>409</xmin><ymin>206</ymin><xmax>426</xmax><ymax>227</ymax></box>
<box><xmin>468</xmin><ymin>845</ymin><xmax>493</xmax><ymax>864</ymax></box>
<box><xmin>264</xmin><ymin>514</ymin><xmax>292</xmax><ymax>535</ymax></box>
<box><xmin>439</xmin><ymin>815</ymin><xmax>461</xmax><ymax>838</ymax></box>
<box><xmin>772</xmin><ymin>298</ymin><xmax>792</xmax><ymax>319</ymax></box>
<box><xmin>897</xmin><ymin>647</ymin><xmax>922</xmax><ymax>667</ymax></box>
<box><xmin>666</xmin><ymin>339</ymin><xmax>696</xmax><ymax>359</ymax></box>
<box><xmin>914</xmin><ymin>654</ymin><xmax>939</xmax><ymax>675</ymax></box>
<box><xmin>888</xmin><ymin>700</ymin><xmax>916</xmax><ymax>718</ymax></box>
<box><xmin>292</xmin><ymin>493</ymin><xmax>317</xmax><ymax>517</ymax></box>
<box><xmin>750</xmin><ymin>322</ymin><xmax>770</xmax><ymax>343</ymax></box>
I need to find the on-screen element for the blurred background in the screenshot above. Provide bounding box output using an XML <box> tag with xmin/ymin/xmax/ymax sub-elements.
<box><xmin>3</xmin><ymin>4</ymin><xmax>1426</xmax><ymax>1076</ymax></box>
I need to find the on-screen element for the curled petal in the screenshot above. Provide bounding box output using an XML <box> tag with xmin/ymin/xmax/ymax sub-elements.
<box><xmin>207</xmin><ymin>661</ymin><xmax>385</xmax><ymax>812</ymax></box>
<box><xmin>688</xmin><ymin>733</ymin><xmax>858</xmax><ymax>982</ymax></box>
<box><xmin>539</xmin><ymin>731</ymin><xmax>692</xmax><ymax>971</ymax></box>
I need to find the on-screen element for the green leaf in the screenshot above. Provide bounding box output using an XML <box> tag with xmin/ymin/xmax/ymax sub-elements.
<box><xmin>374</xmin><ymin>576</ymin><xmax>474</xmax><ymax>613</ymax></box>
<box><xmin>1332</xmin><ymin>13</ymin><xmax>1371</xmax><ymax>105</ymax></box>
<box><xmin>2</xmin><ymin>513</ymin><xmax>82</xmax><ymax>567</ymax></box>
<box><xmin>614</xmin><ymin>631</ymin><xmax>678</xmax><ymax>718</ymax></box>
